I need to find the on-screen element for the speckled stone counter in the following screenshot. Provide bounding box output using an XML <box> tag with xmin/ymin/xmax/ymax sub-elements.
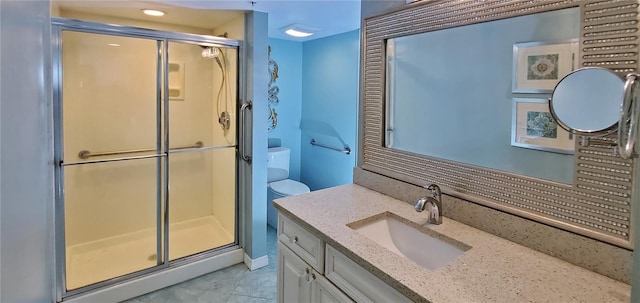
<box><xmin>273</xmin><ymin>184</ymin><xmax>631</xmax><ymax>303</ymax></box>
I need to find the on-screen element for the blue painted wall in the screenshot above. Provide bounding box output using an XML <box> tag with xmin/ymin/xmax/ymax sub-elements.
<box><xmin>300</xmin><ymin>30</ymin><xmax>360</xmax><ymax>190</ymax></box>
<box><xmin>243</xmin><ymin>11</ymin><xmax>269</xmax><ymax>261</ymax></box>
<box><xmin>267</xmin><ymin>38</ymin><xmax>303</xmax><ymax>181</ymax></box>
<box><xmin>266</xmin><ymin>30</ymin><xmax>359</xmax><ymax>191</ymax></box>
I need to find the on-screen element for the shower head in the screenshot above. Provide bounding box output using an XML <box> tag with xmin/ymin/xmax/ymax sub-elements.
<box><xmin>201</xmin><ymin>46</ymin><xmax>220</xmax><ymax>58</ymax></box>
<box><xmin>201</xmin><ymin>46</ymin><xmax>224</xmax><ymax>71</ymax></box>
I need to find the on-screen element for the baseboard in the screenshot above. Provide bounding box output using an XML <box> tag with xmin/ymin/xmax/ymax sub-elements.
<box><xmin>63</xmin><ymin>248</ymin><xmax>244</xmax><ymax>303</ymax></box>
<box><xmin>244</xmin><ymin>253</ymin><xmax>269</xmax><ymax>271</ymax></box>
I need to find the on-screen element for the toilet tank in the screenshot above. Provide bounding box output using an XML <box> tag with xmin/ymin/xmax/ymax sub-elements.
<box><xmin>267</xmin><ymin>147</ymin><xmax>290</xmax><ymax>182</ymax></box>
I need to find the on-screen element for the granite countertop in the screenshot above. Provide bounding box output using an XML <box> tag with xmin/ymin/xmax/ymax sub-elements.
<box><xmin>273</xmin><ymin>184</ymin><xmax>631</xmax><ymax>303</ymax></box>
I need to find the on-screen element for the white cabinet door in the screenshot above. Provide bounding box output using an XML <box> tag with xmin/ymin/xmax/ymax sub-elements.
<box><xmin>278</xmin><ymin>242</ymin><xmax>312</xmax><ymax>303</ymax></box>
<box><xmin>310</xmin><ymin>272</ymin><xmax>354</xmax><ymax>303</ymax></box>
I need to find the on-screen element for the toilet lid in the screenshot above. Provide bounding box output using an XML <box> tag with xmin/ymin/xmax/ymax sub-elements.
<box><xmin>270</xmin><ymin>179</ymin><xmax>310</xmax><ymax>196</ymax></box>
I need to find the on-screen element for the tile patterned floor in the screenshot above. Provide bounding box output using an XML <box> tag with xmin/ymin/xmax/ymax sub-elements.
<box><xmin>122</xmin><ymin>226</ymin><xmax>278</xmax><ymax>303</ymax></box>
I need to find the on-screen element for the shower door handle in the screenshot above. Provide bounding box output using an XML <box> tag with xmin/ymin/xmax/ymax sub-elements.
<box><xmin>240</xmin><ymin>100</ymin><xmax>252</xmax><ymax>163</ymax></box>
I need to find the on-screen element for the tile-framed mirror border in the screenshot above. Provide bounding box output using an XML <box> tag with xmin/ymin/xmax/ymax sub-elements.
<box><xmin>359</xmin><ymin>0</ymin><xmax>638</xmax><ymax>249</ymax></box>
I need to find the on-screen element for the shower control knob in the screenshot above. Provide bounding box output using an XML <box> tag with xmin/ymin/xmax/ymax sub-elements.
<box><xmin>218</xmin><ymin>111</ymin><xmax>230</xmax><ymax>130</ymax></box>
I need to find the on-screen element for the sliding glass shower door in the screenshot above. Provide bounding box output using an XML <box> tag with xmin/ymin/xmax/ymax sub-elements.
<box><xmin>166</xmin><ymin>41</ymin><xmax>238</xmax><ymax>261</ymax></box>
<box><xmin>54</xmin><ymin>21</ymin><xmax>240</xmax><ymax>297</ymax></box>
<box><xmin>60</xmin><ymin>31</ymin><xmax>164</xmax><ymax>291</ymax></box>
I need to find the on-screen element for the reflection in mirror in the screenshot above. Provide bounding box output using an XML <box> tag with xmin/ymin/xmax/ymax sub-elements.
<box><xmin>385</xmin><ymin>7</ymin><xmax>579</xmax><ymax>184</ymax></box>
<box><xmin>550</xmin><ymin>67</ymin><xmax>623</xmax><ymax>135</ymax></box>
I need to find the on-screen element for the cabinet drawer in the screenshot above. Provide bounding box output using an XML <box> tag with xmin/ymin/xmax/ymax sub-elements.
<box><xmin>278</xmin><ymin>214</ymin><xmax>325</xmax><ymax>273</ymax></box>
<box><xmin>325</xmin><ymin>245</ymin><xmax>412</xmax><ymax>303</ymax></box>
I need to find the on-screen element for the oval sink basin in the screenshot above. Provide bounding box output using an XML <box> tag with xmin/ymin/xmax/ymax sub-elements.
<box><xmin>348</xmin><ymin>212</ymin><xmax>470</xmax><ymax>270</ymax></box>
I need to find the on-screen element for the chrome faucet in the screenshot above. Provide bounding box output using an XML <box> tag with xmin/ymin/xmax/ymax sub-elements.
<box><xmin>414</xmin><ymin>184</ymin><xmax>443</xmax><ymax>225</ymax></box>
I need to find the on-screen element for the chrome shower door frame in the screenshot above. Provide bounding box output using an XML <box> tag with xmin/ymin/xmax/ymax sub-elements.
<box><xmin>52</xmin><ymin>18</ymin><xmax>241</xmax><ymax>301</ymax></box>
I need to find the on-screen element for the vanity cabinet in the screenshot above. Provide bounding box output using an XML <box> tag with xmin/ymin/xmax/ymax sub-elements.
<box><xmin>278</xmin><ymin>242</ymin><xmax>353</xmax><ymax>303</ymax></box>
<box><xmin>277</xmin><ymin>214</ymin><xmax>411</xmax><ymax>303</ymax></box>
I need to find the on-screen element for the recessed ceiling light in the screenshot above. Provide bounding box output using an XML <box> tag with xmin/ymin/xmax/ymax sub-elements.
<box><xmin>142</xmin><ymin>9</ymin><xmax>165</xmax><ymax>17</ymax></box>
<box><xmin>285</xmin><ymin>29</ymin><xmax>314</xmax><ymax>38</ymax></box>
<box><xmin>280</xmin><ymin>24</ymin><xmax>318</xmax><ymax>38</ymax></box>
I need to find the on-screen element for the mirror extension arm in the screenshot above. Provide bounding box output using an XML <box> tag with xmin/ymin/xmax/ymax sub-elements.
<box><xmin>620</xmin><ymin>73</ymin><xmax>639</xmax><ymax>159</ymax></box>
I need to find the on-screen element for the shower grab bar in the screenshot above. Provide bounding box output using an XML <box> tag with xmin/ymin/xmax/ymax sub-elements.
<box><xmin>78</xmin><ymin>141</ymin><xmax>204</xmax><ymax>159</ymax></box>
<box><xmin>310</xmin><ymin>139</ymin><xmax>351</xmax><ymax>155</ymax></box>
<box><xmin>62</xmin><ymin>154</ymin><xmax>165</xmax><ymax>167</ymax></box>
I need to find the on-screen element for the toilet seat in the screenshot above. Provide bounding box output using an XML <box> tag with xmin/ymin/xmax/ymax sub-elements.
<box><xmin>270</xmin><ymin>179</ymin><xmax>310</xmax><ymax>196</ymax></box>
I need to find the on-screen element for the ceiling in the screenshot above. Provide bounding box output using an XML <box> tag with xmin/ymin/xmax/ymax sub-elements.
<box><xmin>55</xmin><ymin>0</ymin><xmax>362</xmax><ymax>41</ymax></box>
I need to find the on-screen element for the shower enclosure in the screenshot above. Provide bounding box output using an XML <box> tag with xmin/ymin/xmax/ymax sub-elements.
<box><xmin>52</xmin><ymin>18</ymin><xmax>242</xmax><ymax>299</ymax></box>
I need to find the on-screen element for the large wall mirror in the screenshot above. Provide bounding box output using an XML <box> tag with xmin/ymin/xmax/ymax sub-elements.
<box><xmin>361</xmin><ymin>0</ymin><xmax>638</xmax><ymax>249</ymax></box>
<box><xmin>386</xmin><ymin>7</ymin><xmax>579</xmax><ymax>184</ymax></box>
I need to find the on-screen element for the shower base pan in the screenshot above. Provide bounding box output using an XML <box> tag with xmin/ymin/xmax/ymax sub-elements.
<box><xmin>65</xmin><ymin>215</ymin><xmax>234</xmax><ymax>290</ymax></box>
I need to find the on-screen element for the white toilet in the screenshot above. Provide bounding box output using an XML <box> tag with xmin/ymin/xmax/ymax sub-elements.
<box><xmin>267</xmin><ymin>147</ymin><xmax>310</xmax><ymax>229</ymax></box>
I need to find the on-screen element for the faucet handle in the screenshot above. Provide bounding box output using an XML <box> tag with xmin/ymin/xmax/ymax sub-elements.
<box><xmin>425</xmin><ymin>184</ymin><xmax>441</xmax><ymax>198</ymax></box>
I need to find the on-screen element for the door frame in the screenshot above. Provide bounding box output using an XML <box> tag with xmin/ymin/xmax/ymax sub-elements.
<box><xmin>51</xmin><ymin>17</ymin><xmax>243</xmax><ymax>301</ymax></box>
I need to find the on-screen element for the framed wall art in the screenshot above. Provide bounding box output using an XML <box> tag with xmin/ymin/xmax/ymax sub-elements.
<box><xmin>512</xmin><ymin>39</ymin><xmax>578</xmax><ymax>93</ymax></box>
<box><xmin>511</xmin><ymin>98</ymin><xmax>574</xmax><ymax>154</ymax></box>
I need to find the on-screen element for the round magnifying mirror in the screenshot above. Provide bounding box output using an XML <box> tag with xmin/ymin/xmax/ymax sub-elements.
<box><xmin>550</xmin><ymin>67</ymin><xmax>624</xmax><ymax>135</ymax></box>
